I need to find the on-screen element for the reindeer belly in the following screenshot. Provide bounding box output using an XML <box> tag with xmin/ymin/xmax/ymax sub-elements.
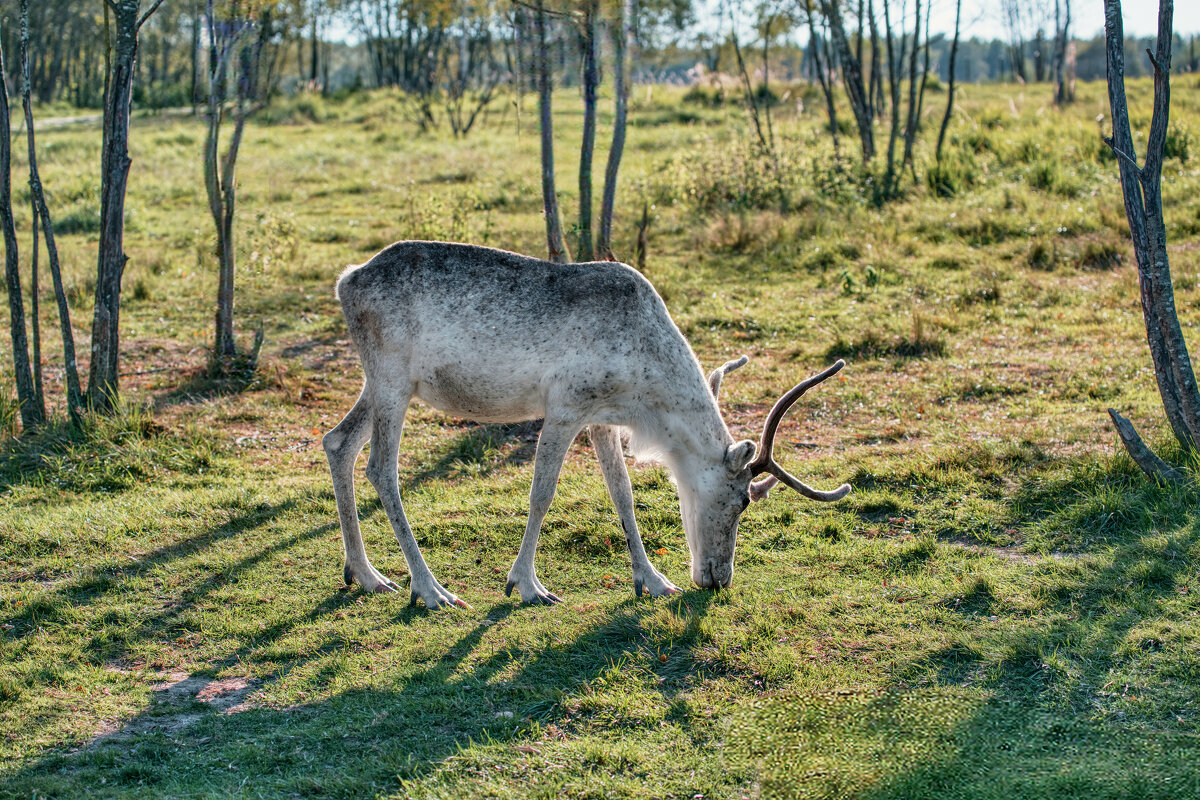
<box><xmin>413</xmin><ymin>362</ymin><xmax>545</xmax><ymax>423</ymax></box>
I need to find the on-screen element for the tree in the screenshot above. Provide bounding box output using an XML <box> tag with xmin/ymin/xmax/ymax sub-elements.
<box><xmin>935</xmin><ymin>0</ymin><xmax>962</xmax><ymax>163</ymax></box>
<box><xmin>20</xmin><ymin>0</ymin><xmax>83</xmax><ymax>422</ymax></box>
<box><xmin>1053</xmin><ymin>0</ymin><xmax>1074</xmax><ymax>104</ymax></box>
<box><xmin>532</xmin><ymin>0</ymin><xmax>569</xmax><ymax>263</ymax></box>
<box><xmin>0</xmin><ymin>17</ymin><xmax>38</xmax><ymax>430</ymax></box>
<box><xmin>1102</xmin><ymin>0</ymin><xmax>1193</xmax><ymax>482</ymax></box>
<box><xmin>596</xmin><ymin>0</ymin><xmax>632</xmax><ymax>262</ymax></box>
<box><xmin>204</xmin><ymin>0</ymin><xmax>276</xmax><ymax>370</ymax></box>
<box><xmin>803</xmin><ymin>5</ymin><xmax>840</xmax><ymax>156</ymax></box>
<box><xmin>819</xmin><ymin>0</ymin><xmax>874</xmax><ymax>163</ymax></box>
<box><xmin>88</xmin><ymin>0</ymin><xmax>166</xmax><ymax>414</ymax></box>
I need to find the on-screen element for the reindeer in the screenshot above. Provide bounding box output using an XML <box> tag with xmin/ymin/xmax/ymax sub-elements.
<box><xmin>323</xmin><ymin>241</ymin><xmax>851</xmax><ymax>608</ymax></box>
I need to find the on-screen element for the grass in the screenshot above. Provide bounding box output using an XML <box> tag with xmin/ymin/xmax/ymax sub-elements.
<box><xmin>2</xmin><ymin>78</ymin><xmax>1200</xmax><ymax>798</ymax></box>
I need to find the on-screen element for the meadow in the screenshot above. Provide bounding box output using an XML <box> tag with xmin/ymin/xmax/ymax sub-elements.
<box><xmin>1</xmin><ymin>75</ymin><xmax>1200</xmax><ymax>798</ymax></box>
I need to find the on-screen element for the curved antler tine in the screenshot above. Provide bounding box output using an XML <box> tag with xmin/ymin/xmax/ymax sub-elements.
<box><xmin>763</xmin><ymin>465</ymin><xmax>851</xmax><ymax>502</ymax></box>
<box><xmin>707</xmin><ymin>355</ymin><xmax>750</xmax><ymax>398</ymax></box>
<box><xmin>748</xmin><ymin>360</ymin><xmax>845</xmax><ymax>474</ymax></box>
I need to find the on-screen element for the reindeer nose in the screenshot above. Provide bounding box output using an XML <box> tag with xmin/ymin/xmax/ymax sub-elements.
<box><xmin>696</xmin><ymin>560</ymin><xmax>733</xmax><ymax>590</ymax></box>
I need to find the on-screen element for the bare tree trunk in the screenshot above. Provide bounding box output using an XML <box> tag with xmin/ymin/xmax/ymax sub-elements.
<box><xmin>883</xmin><ymin>0</ymin><xmax>903</xmax><ymax>194</ymax></box>
<box><xmin>535</xmin><ymin>0</ymin><xmax>569</xmax><ymax>263</ymax></box>
<box><xmin>1103</xmin><ymin>0</ymin><xmax>1198</xmax><ymax>481</ymax></box>
<box><xmin>205</xmin><ymin>2</ymin><xmax>268</xmax><ymax>368</ymax></box>
<box><xmin>901</xmin><ymin>0</ymin><xmax>922</xmax><ymax>171</ymax></box>
<box><xmin>868</xmin><ymin>0</ymin><xmax>883</xmax><ymax>116</ymax></box>
<box><xmin>89</xmin><ymin>0</ymin><xmax>163</xmax><ymax>413</ymax></box>
<box><xmin>728</xmin><ymin>10</ymin><xmax>768</xmax><ymax>152</ymax></box>
<box><xmin>21</xmin><ymin>0</ymin><xmax>80</xmax><ymax>421</ymax></box>
<box><xmin>30</xmin><ymin>190</ymin><xmax>42</xmax><ymax>417</ymax></box>
<box><xmin>597</xmin><ymin>0</ymin><xmax>631</xmax><ymax>262</ymax></box>
<box><xmin>191</xmin><ymin>1</ymin><xmax>202</xmax><ymax>113</ymax></box>
<box><xmin>935</xmin><ymin>0</ymin><xmax>962</xmax><ymax>163</ymax></box>
<box><xmin>823</xmin><ymin>0</ymin><xmax>874</xmax><ymax>162</ymax></box>
<box><xmin>761</xmin><ymin>13</ymin><xmax>777</xmax><ymax>153</ymax></box>
<box><xmin>0</xmin><ymin>22</ymin><xmax>39</xmax><ymax>430</ymax></box>
<box><xmin>805</xmin><ymin>8</ymin><xmax>840</xmax><ymax>155</ymax></box>
<box><xmin>1054</xmin><ymin>0</ymin><xmax>1074</xmax><ymax>104</ymax></box>
<box><xmin>576</xmin><ymin>0</ymin><xmax>598</xmax><ymax>262</ymax></box>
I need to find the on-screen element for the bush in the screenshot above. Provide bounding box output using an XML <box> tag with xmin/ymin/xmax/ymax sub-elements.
<box><xmin>1080</xmin><ymin>241</ymin><xmax>1123</xmax><ymax>271</ymax></box>
<box><xmin>926</xmin><ymin>150</ymin><xmax>979</xmax><ymax>198</ymax></box>
<box><xmin>0</xmin><ymin>404</ymin><xmax>221</xmax><ymax>493</ymax></box>
<box><xmin>1165</xmin><ymin>126</ymin><xmax>1192</xmax><ymax>163</ymax></box>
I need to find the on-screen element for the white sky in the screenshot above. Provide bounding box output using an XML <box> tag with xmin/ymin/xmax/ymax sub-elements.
<box><xmin>924</xmin><ymin>0</ymin><xmax>1200</xmax><ymax>39</ymax></box>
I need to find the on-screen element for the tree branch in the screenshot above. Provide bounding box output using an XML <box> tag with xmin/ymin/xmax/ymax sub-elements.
<box><xmin>1103</xmin><ymin>135</ymin><xmax>1143</xmax><ymax>176</ymax></box>
<box><xmin>137</xmin><ymin>0</ymin><xmax>168</xmax><ymax>30</ymax></box>
<box><xmin>1146</xmin><ymin>47</ymin><xmax>1162</xmax><ymax>76</ymax></box>
<box><xmin>1108</xmin><ymin>408</ymin><xmax>1185</xmax><ymax>483</ymax></box>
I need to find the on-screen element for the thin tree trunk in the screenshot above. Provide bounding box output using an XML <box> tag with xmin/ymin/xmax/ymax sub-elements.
<box><xmin>597</xmin><ymin>0</ymin><xmax>632</xmax><ymax>262</ymax></box>
<box><xmin>805</xmin><ymin>9</ymin><xmax>839</xmax><ymax>154</ymax></box>
<box><xmin>935</xmin><ymin>0</ymin><xmax>962</xmax><ymax>163</ymax></box>
<box><xmin>1054</xmin><ymin>0</ymin><xmax>1073</xmax><ymax>104</ymax></box>
<box><xmin>90</xmin><ymin>0</ymin><xmax>159</xmax><ymax>413</ymax></box>
<box><xmin>761</xmin><ymin>14</ymin><xmax>776</xmax><ymax>153</ymax></box>
<box><xmin>30</xmin><ymin>189</ymin><xmax>42</xmax><ymax>418</ymax></box>
<box><xmin>0</xmin><ymin>23</ymin><xmax>39</xmax><ymax>430</ymax></box>
<box><xmin>869</xmin><ymin>0</ymin><xmax>882</xmax><ymax>116</ymax></box>
<box><xmin>310</xmin><ymin>10</ymin><xmax>320</xmax><ymax>84</ymax></box>
<box><xmin>901</xmin><ymin>0</ymin><xmax>922</xmax><ymax>171</ymax></box>
<box><xmin>191</xmin><ymin>1</ymin><xmax>202</xmax><ymax>113</ymax></box>
<box><xmin>577</xmin><ymin>0</ymin><xmax>598</xmax><ymax>262</ymax></box>
<box><xmin>824</xmin><ymin>0</ymin><xmax>874</xmax><ymax>162</ymax></box>
<box><xmin>883</xmin><ymin>0</ymin><xmax>903</xmax><ymax>194</ymax></box>
<box><xmin>1103</xmin><ymin>0</ymin><xmax>1199</xmax><ymax>479</ymax></box>
<box><xmin>535</xmin><ymin>0</ymin><xmax>568</xmax><ymax>263</ymax></box>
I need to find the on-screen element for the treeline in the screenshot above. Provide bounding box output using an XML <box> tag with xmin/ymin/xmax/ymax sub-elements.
<box><xmin>5</xmin><ymin>0</ymin><xmax>1200</xmax><ymax>113</ymax></box>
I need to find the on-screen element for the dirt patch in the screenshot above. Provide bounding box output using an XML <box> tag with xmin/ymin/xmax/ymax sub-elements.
<box><xmin>88</xmin><ymin>672</ymin><xmax>260</xmax><ymax>745</ymax></box>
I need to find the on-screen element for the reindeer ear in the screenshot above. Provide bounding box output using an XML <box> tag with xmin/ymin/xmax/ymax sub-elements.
<box><xmin>708</xmin><ymin>355</ymin><xmax>750</xmax><ymax>398</ymax></box>
<box><xmin>724</xmin><ymin>440</ymin><xmax>757</xmax><ymax>473</ymax></box>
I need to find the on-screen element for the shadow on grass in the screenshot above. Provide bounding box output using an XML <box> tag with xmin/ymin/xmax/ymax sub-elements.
<box><xmin>406</xmin><ymin>419</ymin><xmax>542</xmax><ymax>488</ymax></box>
<box><xmin>3</xmin><ymin>567</ymin><xmax>723</xmax><ymax>797</ymax></box>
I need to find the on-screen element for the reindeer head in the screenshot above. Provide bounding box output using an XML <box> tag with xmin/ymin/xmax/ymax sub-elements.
<box><xmin>684</xmin><ymin>357</ymin><xmax>851</xmax><ymax>589</ymax></box>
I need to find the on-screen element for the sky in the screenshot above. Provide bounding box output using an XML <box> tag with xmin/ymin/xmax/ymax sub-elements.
<box><xmin>922</xmin><ymin>0</ymin><xmax>1200</xmax><ymax>40</ymax></box>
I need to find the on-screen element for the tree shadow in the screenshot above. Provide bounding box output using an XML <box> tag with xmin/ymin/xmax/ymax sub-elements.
<box><xmin>405</xmin><ymin>419</ymin><xmax>542</xmax><ymax>489</ymax></box>
<box><xmin>2</xmin><ymin>575</ymin><xmax>723</xmax><ymax>797</ymax></box>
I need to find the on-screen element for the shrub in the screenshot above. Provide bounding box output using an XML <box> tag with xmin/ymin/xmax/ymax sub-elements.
<box><xmin>1080</xmin><ymin>241</ymin><xmax>1123</xmax><ymax>271</ymax></box>
<box><xmin>1165</xmin><ymin>126</ymin><xmax>1192</xmax><ymax>163</ymax></box>
<box><xmin>926</xmin><ymin>150</ymin><xmax>979</xmax><ymax>198</ymax></box>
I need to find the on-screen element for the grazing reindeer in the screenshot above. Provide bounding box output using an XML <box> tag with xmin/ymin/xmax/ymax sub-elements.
<box><xmin>323</xmin><ymin>242</ymin><xmax>850</xmax><ymax>608</ymax></box>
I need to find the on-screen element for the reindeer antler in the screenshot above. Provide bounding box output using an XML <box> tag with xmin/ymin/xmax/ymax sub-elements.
<box><xmin>748</xmin><ymin>360</ymin><xmax>852</xmax><ymax>503</ymax></box>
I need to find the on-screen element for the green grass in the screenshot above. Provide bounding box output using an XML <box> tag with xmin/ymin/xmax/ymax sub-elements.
<box><xmin>3</xmin><ymin>79</ymin><xmax>1200</xmax><ymax>798</ymax></box>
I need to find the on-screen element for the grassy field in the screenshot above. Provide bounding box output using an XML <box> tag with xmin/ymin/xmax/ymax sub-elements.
<box><xmin>2</xmin><ymin>76</ymin><xmax>1200</xmax><ymax>798</ymax></box>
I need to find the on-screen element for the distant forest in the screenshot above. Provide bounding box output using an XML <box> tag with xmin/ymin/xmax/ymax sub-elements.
<box><xmin>6</xmin><ymin>1</ymin><xmax>1200</xmax><ymax>111</ymax></box>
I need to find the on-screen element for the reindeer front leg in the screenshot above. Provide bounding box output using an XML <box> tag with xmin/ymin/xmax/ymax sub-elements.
<box><xmin>506</xmin><ymin>418</ymin><xmax>581</xmax><ymax>605</ymax></box>
<box><xmin>590</xmin><ymin>425</ymin><xmax>680</xmax><ymax>598</ymax></box>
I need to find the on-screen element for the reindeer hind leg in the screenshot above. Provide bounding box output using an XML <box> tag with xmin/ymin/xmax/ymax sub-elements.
<box><xmin>324</xmin><ymin>386</ymin><xmax>398</xmax><ymax>592</ymax></box>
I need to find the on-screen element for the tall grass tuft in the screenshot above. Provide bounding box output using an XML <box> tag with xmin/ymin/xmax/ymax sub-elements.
<box><xmin>0</xmin><ymin>403</ymin><xmax>222</xmax><ymax>493</ymax></box>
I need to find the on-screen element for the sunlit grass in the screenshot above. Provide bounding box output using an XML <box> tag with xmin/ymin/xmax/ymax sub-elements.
<box><xmin>2</xmin><ymin>78</ymin><xmax>1199</xmax><ymax>797</ymax></box>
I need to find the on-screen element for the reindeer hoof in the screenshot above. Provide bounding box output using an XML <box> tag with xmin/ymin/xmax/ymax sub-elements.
<box><xmin>372</xmin><ymin>583</ymin><xmax>398</xmax><ymax>594</ymax></box>
<box><xmin>505</xmin><ymin>580</ymin><xmax>515</xmax><ymax>598</ymax></box>
<box><xmin>635</xmin><ymin>579</ymin><xmax>644</xmax><ymax>597</ymax></box>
